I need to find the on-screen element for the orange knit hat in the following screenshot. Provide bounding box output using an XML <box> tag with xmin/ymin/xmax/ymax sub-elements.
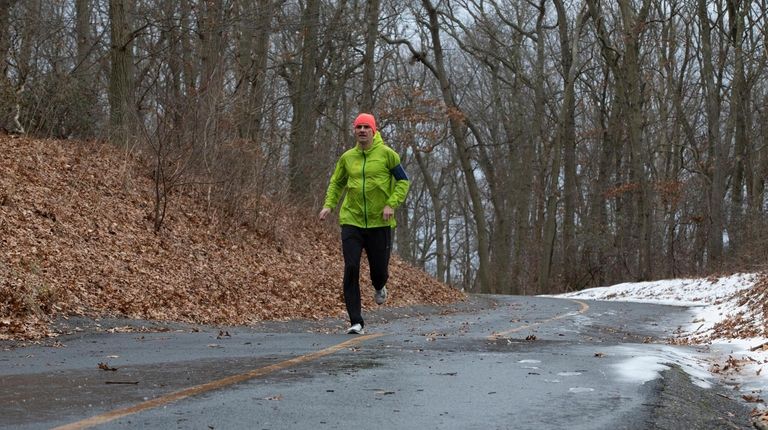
<box><xmin>353</xmin><ymin>113</ymin><xmax>377</xmax><ymax>134</ymax></box>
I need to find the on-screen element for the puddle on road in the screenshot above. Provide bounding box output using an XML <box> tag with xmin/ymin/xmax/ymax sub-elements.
<box><xmin>322</xmin><ymin>357</ymin><xmax>384</xmax><ymax>374</ymax></box>
<box><xmin>426</xmin><ymin>337</ymin><xmax>571</xmax><ymax>354</ymax></box>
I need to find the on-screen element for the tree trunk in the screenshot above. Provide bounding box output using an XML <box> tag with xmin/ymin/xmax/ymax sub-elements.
<box><xmin>618</xmin><ymin>0</ymin><xmax>652</xmax><ymax>280</ymax></box>
<box><xmin>727</xmin><ymin>0</ymin><xmax>749</xmax><ymax>255</ymax></box>
<box><xmin>250</xmin><ymin>0</ymin><xmax>276</xmax><ymax>139</ymax></box>
<box><xmin>0</xmin><ymin>1</ymin><xmax>16</xmax><ymax>76</ymax></box>
<box><xmin>236</xmin><ymin>0</ymin><xmax>275</xmax><ymax>140</ymax></box>
<box><xmin>236</xmin><ymin>0</ymin><xmax>255</xmax><ymax>138</ymax></box>
<box><xmin>288</xmin><ymin>0</ymin><xmax>321</xmax><ymax>199</ymax></box>
<box><xmin>658</xmin><ymin>8</ymin><xmax>687</xmax><ymax>277</ymax></box>
<box><xmin>413</xmin><ymin>149</ymin><xmax>447</xmax><ymax>282</ymax></box>
<box><xmin>75</xmin><ymin>0</ymin><xmax>91</xmax><ymax>70</ymax></box>
<box><xmin>108</xmin><ymin>0</ymin><xmax>135</xmax><ymax>146</ymax></box>
<box><xmin>512</xmin><ymin>118</ymin><xmax>533</xmax><ymax>294</ymax></box>
<box><xmin>180</xmin><ymin>0</ymin><xmax>195</xmax><ymax>96</ymax></box>
<box><xmin>360</xmin><ymin>0</ymin><xmax>380</xmax><ymax>112</ymax></box>
<box><xmin>538</xmin><ymin>136</ymin><xmax>562</xmax><ymax>292</ymax></box>
<box><xmin>198</xmin><ymin>0</ymin><xmax>227</xmax><ymax>161</ymax></box>
<box><xmin>200</xmin><ymin>1</ymin><xmax>225</xmax><ymax>98</ymax></box>
<box><xmin>553</xmin><ymin>0</ymin><xmax>587</xmax><ymax>288</ymax></box>
<box><xmin>753</xmin><ymin>95</ymin><xmax>768</xmax><ymax>214</ymax></box>
<box><xmin>539</xmin><ymin>2</ymin><xmax>587</xmax><ymax>292</ymax></box>
<box><xmin>163</xmin><ymin>1</ymin><xmax>182</xmax><ymax>112</ymax></box>
<box><xmin>0</xmin><ymin>0</ymin><xmax>15</xmax><ymax>132</ymax></box>
<box><xmin>587</xmin><ymin>0</ymin><xmax>652</xmax><ymax>280</ymax></box>
<box><xmin>9</xmin><ymin>0</ymin><xmax>40</xmax><ymax>135</ymax></box>
<box><xmin>476</xmin><ymin>57</ymin><xmax>510</xmax><ymax>294</ymax></box>
<box><xmin>697</xmin><ymin>0</ymin><xmax>725</xmax><ymax>269</ymax></box>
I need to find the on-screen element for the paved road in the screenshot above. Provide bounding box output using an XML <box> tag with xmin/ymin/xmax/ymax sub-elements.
<box><xmin>0</xmin><ymin>296</ymin><xmax>753</xmax><ymax>429</ymax></box>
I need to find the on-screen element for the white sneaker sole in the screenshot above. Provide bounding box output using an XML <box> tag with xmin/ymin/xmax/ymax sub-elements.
<box><xmin>347</xmin><ymin>324</ymin><xmax>364</xmax><ymax>334</ymax></box>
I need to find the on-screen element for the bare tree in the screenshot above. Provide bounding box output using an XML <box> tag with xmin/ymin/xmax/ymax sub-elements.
<box><xmin>384</xmin><ymin>0</ymin><xmax>492</xmax><ymax>291</ymax></box>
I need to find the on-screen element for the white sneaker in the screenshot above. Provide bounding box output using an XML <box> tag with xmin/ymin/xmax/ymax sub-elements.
<box><xmin>347</xmin><ymin>323</ymin><xmax>364</xmax><ymax>335</ymax></box>
<box><xmin>374</xmin><ymin>286</ymin><xmax>387</xmax><ymax>305</ymax></box>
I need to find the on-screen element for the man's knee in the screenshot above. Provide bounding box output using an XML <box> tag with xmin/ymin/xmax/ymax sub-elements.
<box><xmin>344</xmin><ymin>263</ymin><xmax>361</xmax><ymax>274</ymax></box>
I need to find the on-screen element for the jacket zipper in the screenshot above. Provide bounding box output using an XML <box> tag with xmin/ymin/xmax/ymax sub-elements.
<box><xmin>361</xmin><ymin>150</ymin><xmax>368</xmax><ymax>227</ymax></box>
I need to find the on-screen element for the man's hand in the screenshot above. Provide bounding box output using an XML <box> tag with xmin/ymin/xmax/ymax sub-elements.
<box><xmin>383</xmin><ymin>205</ymin><xmax>394</xmax><ymax>221</ymax></box>
<box><xmin>319</xmin><ymin>207</ymin><xmax>331</xmax><ymax>221</ymax></box>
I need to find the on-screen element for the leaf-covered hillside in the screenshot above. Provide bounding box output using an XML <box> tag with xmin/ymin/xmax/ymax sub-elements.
<box><xmin>0</xmin><ymin>136</ymin><xmax>464</xmax><ymax>340</ymax></box>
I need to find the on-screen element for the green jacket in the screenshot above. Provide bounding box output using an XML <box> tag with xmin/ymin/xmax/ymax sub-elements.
<box><xmin>323</xmin><ymin>132</ymin><xmax>410</xmax><ymax>228</ymax></box>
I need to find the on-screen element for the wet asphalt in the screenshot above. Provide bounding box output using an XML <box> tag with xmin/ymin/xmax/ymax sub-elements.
<box><xmin>0</xmin><ymin>295</ymin><xmax>754</xmax><ymax>429</ymax></box>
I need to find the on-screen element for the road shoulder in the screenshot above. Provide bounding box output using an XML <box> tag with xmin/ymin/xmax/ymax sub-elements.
<box><xmin>647</xmin><ymin>364</ymin><xmax>752</xmax><ymax>429</ymax></box>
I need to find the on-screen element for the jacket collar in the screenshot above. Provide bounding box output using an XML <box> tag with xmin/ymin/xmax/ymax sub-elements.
<box><xmin>356</xmin><ymin>131</ymin><xmax>383</xmax><ymax>153</ymax></box>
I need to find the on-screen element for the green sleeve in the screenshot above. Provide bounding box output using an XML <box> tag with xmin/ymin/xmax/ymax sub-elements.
<box><xmin>387</xmin><ymin>177</ymin><xmax>410</xmax><ymax>209</ymax></box>
<box><xmin>323</xmin><ymin>156</ymin><xmax>347</xmax><ymax>209</ymax></box>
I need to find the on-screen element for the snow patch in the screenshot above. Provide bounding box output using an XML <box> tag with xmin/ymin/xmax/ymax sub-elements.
<box><xmin>568</xmin><ymin>387</ymin><xmax>595</xmax><ymax>393</ymax></box>
<box><xmin>610</xmin><ymin>345</ymin><xmax>713</xmax><ymax>389</ymax></box>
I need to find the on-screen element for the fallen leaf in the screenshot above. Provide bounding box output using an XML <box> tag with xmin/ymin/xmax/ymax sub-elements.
<box><xmin>98</xmin><ymin>362</ymin><xmax>118</xmax><ymax>371</ymax></box>
<box><xmin>743</xmin><ymin>394</ymin><xmax>764</xmax><ymax>403</ymax></box>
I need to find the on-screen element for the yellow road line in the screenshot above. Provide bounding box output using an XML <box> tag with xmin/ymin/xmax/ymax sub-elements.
<box><xmin>488</xmin><ymin>299</ymin><xmax>589</xmax><ymax>340</ymax></box>
<box><xmin>54</xmin><ymin>333</ymin><xmax>384</xmax><ymax>430</ymax></box>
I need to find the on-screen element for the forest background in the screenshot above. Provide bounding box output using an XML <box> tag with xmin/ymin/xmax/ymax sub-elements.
<box><xmin>1</xmin><ymin>0</ymin><xmax>767</xmax><ymax>300</ymax></box>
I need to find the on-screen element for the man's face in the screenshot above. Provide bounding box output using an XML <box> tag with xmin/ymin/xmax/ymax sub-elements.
<box><xmin>355</xmin><ymin>124</ymin><xmax>374</xmax><ymax>145</ymax></box>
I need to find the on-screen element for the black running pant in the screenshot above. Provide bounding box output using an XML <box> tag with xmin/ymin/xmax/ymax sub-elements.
<box><xmin>341</xmin><ymin>225</ymin><xmax>392</xmax><ymax>327</ymax></box>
